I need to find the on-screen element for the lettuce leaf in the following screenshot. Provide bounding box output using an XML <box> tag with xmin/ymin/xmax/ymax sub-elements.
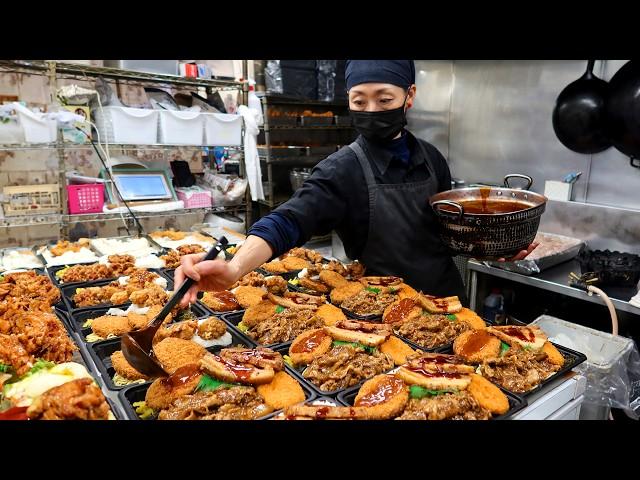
<box><xmin>365</xmin><ymin>286</ymin><xmax>380</xmax><ymax>294</ymax></box>
<box><xmin>332</xmin><ymin>340</ymin><xmax>377</xmax><ymax>354</ymax></box>
<box><xmin>409</xmin><ymin>385</ymin><xmax>456</xmax><ymax>399</ymax></box>
<box><xmin>275</xmin><ymin>305</ymin><xmax>286</xmax><ymax>314</ymax></box>
<box><xmin>500</xmin><ymin>341</ymin><xmax>510</xmax><ymax>356</ymax></box>
<box><xmin>195</xmin><ymin>374</ymin><xmax>239</xmax><ymax>392</ymax></box>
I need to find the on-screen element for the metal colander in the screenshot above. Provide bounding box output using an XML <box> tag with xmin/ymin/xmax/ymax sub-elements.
<box><xmin>430</xmin><ymin>174</ymin><xmax>547</xmax><ymax>259</ymax></box>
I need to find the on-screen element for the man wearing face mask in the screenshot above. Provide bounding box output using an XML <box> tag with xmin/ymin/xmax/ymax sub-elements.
<box><xmin>175</xmin><ymin>60</ymin><xmax>536</xmax><ymax>306</ymax></box>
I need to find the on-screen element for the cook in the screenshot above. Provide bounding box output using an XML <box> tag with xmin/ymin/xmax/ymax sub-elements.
<box><xmin>176</xmin><ymin>60</ymin><xmax>536</xmax><ymax>306</ymax></box>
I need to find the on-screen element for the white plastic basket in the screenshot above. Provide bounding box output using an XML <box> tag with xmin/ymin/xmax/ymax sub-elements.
<box><xmin>15</xmin><ymin>110</ymin><xmax>57</xmax><ymax>143</ymax></box>
<box><xmin>94</xmin><ymin>106</ymin><xmax>159</xmax><ymax>144</ymax></box>
<box><xmin>158</xmin><ymin>110</ymin><xmax>203</xmax><ymax>145</ymax></box>
<box><xmin>203</xmin><ymin>113</ymin><xmax>242</xmax><ymax>146</ymax></box>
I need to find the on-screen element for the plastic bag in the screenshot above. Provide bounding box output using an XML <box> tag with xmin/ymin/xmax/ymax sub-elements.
<box><xmin>317</xmin><ymin>60</ymin><xmax>336</xmax><ymax>102</ymax></box>
<box><xmin>199</xmin><ymin>169</ymin><xmax>247</xmax><ymax>206</ymax></box>
<box><xmin>574</xmin><ymin>342</ymin><xmax>640</xmax><ymax>419</ymax></box>
<box><xmin>264</xmin><ymin>60</ymin><xmax>283</xmax><ymax>94</ymax></box>
<box><xmin>536</xmin><ymin>315</ymin><xmax>640</xmax><ymax>419</ymax></box>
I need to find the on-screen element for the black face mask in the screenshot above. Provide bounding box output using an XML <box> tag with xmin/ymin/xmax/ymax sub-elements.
<box><xmin>349</xmin><ymin>90</ymin><xmax>410</xmax><ymax>143</ymax></box>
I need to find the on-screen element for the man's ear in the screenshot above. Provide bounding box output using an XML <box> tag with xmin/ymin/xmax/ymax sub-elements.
<box><xmin>405</xmin><ymin>84</ymin><xmax>417</xmax><ymax>110</ymax></box>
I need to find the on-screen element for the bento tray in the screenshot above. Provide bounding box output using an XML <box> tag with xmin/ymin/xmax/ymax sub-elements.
<box><xmin>65</xmin><ymin>302</ymin><xmax>208</xmax><ymax>342</ymax></box>
<box><xmin>52</xmin><ymin>308</ymin><xmax>125</xmax><ymax>419</ymax></box>
<box><xmin>118</xmin><ymin>364</ymin><xmax>316</xmax><ymax>420</ymax></box>
<box><xmin>47</xmin><ymin>261</ymin><xmax>118</xmax><ymax>288</ymax></box>
<box><xmin>88</xmin><ymin>326</ymin><xmax>256</xmax><ymax>392</ymax></box>
<box><xmin>275</xmin><ymin>343</ymin><xmax>399</xmax><ymax>399</ymax></box>
<box><xmin>220</xmin><ymin>310</ymin><xmax>295</xmax><ymax>350</ymax></box>
<box><xmin>0</xmin><ymin>246</ymin><xmax>44</xmax><ymax>272</ymax></box>
<box><xmin>336</xmin><ymin>379</ymin><xmax>528</xmax><ymax>420</ymax></box>
<box><xmin>267</xmin><ymin>116</ymin><xmax>299</xmax><ymax>126</ymax></box>
<box><xmin>36</xmin><ymin>241</ymin><xmax>102</xmax><ymax>267</ymax></box>
<box><xmin>392</xmin><ymin>318</ymin><xmax>496</xmax><ymax>354</ymax></box>
<box><xmin>439</xmin><ymin>341</ymin><xmax>587</xmax><ymax>399</ymax></box>
<box><xmin>60</xmin><ymin>269</ymin><xmax>170</xmax><ymax>313</ymax></box>
<box><xmin>1</xmin><ymin>268</ymin><xmax>67</xmax><ymax>312</ymax></box>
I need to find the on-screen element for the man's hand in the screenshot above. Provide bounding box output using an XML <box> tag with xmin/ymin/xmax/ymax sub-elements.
<box><xmin>497</xmin><ymin>242</ymin><xmax>539</xmax><ymax>262</ymax></box>
<box><xmin>174</xmin><ymin>253</ymin><xmax>241</xmax><ymax>308</ymax></box>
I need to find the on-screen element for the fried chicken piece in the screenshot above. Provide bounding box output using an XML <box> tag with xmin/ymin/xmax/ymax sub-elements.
<box><xmin>26</xmin><ymin>378</ymin><xmax>111</xmax><ymax>420</ymax></box>
<box><xmin>153</xmin><ymin>338</ymin><xmax>207</xmax><ymax>374</ymax></box>
<box><xmin>315</xmin><ymin>303</ymin><xmax>347</xmax><ymax>326</ymax></box>
<box><xmin>323</xmin><ymin>260</ymin><xmax>347</xmax><ymax>277</ymax></box>
<box><xmin>242</xmin><ymin>300</ymin><xmax>278</xmax><ymax>328</ymax></box>
<box><xmin>319</xmin><ymin>270</ymin><xmax>349</xmax><ymax>289</ymax></box>
<box><xmin>0</xmin><ymin>333</ymin><xmax>34</xmax><ymax>377</ymax></box>
<box><xmin>265</xmin><ymin>276</ymin><xmax>288</xmax><ymax>295</ymax></box>
<box><xmin>109</xmin><ymin>291</ymin><xmax>130</xmax><ymax>305</ymax></box>
<box><xmin>107</xmin><ymin>254</ymin><xmax>136</xmax><ymax>276</ymax></box>
<box><xmin>201</xmin><ymin>291</ymin><xmax>241</xmax><ymax>312</ymax></box>
<box><xmin>111</xmin><ymin>350</ymin><xmax>150</xmax><ymax>381</ymax></box>
<box><xmin>261</xmin><ymin>260</ymin><xmax>288</xmax><ymax>274</ymax></box>
<box><xmin>234</xmin><ymin>286</ymin><xmax>267</xmax><ymax>309</ymax></box>
<box><xmin>145</xmin><ymin>364</ymin><xmax>202</xmax><ymax>410</ymax></box>
<box><xmin>282</xmin><ymin>256</ymin><xmax>311</xmax><ymax>271</ymax></box>
<box><xmin>12</xmin><ymin>312</ymin><xmax>76</xmax><ymax>363</ymax></box>
<box><xmin>256</xmin><ymin>371</ymin><xmax>306</xmax><ymax>410</ymax></box>
<box><xmin>329</xmin><ymin>281</ymin><xmax>364</xmax><ymax>305</ymax></box>
<box><xmin>153</xmin><ymin>320</ymin><xmax>199</xmax><ymax>345</ymax></box>
<box><xmin>354</xmin><ymin>374</ymin><xmax>410</xmax><ymax>419</ymax></box>
<box><xmin>299</xmin><ymin>277</ymin><xmax>330</xmax><ymax>294</ymax></box>
<box><xmin>346</xmin><ymin>261</ymin><xmax>366</xmax><ymax>279</ymax></box>
<box><xmin>231</xmin><ymin>271</ymin><xmax>266</xmax><ymax>289</ymax></box>
<box><xmin>129</xmin><ymin>285</ymin><xmax>169</xmax><ymax>307</ymax></box>
<box><xmin>91</xmin><ymin>315</ymin><xmax>132</xmax><ymax>339</ymax></box>
<box><xmin>197</xmin><ymin>317</ymin><xmax>227</xmax><ymax>340</ymax></box>
<box><xmin>60</xmin><ymin>263</ymin><xmax>114</xmax><ymax>284</ymax></box>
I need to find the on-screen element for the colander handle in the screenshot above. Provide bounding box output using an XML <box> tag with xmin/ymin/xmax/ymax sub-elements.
<box><xmin>503</xmin><ymin>174</ymin><xmax>533</xmax><ymax>190</ymax></box>
<box><xmin>432</xmin><ymin>200</ymin><xmax>465</xmax><ymax>219</ymax></box>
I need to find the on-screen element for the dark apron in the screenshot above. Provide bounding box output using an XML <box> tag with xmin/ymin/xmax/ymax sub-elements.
<box><xmin>347</xmin><ymin>138</ymin><xmax>466</xmax><ymax>301</ymax></box>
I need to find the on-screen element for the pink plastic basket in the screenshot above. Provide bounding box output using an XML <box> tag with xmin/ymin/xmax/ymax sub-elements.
<box><xmin>67</xmin><ymin>184</ymin><xmax>104</xmax><ymax>214</ymax></box>
<box><xmin>176</xmin><ymin>189</ymin><xmax>212</xmax><ymax>209</ymax></box>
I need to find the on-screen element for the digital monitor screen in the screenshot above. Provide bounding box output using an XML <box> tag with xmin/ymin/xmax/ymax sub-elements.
<box><xmin>114</xmin><ymin>174</ymin><xmax>172</xmax><ymax>200</ymax></box>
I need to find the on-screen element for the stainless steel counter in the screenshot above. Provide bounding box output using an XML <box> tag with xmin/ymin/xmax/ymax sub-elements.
<box><xmin>468</xmin><ymin>258</ymin><xmax>640</xmax><ymax>316</ymax></box>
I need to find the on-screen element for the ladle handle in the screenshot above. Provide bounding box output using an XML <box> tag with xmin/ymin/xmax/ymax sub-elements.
<box><xmin>149</xmin><ymin>237</ymin><xmax>229</xmax><ymax>328</ymax></box>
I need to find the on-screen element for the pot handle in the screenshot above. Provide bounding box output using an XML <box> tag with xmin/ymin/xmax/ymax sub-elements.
<box><xmin>630</xmin><ymin>157</ymin><xmax>640</xmax><ymax>169</ymax></box>
<box><xmin>432</xmin><ymin>200</ymin><xmax>465</xmax><ymax>220</ymax></box>
<box><xmin>504</xmin><ymin>174</ymin><xmax>533</xmax><ymax>190</ymax></box>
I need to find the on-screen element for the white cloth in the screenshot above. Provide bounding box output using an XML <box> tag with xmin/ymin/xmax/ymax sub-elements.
<box><xmin>237</xmin><ymin>105</ymin><xmax>264</xmax><ymax>202</ymax></box>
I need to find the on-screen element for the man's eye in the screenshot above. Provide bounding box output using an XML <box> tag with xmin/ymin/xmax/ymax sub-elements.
<box><xmin>379</xmin><ymin>98</ymin><xmax>392</xmax><ymax>104</ymax></box>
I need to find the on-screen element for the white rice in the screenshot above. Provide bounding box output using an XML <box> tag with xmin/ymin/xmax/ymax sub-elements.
<box><xmin>91</xmin><ymin>238</ymin><xmax>158</xmax><ymax>257</ymax></box>
<box><xmin>1</xmin><ymin>250</ymin><xmax>43</xmax><ymax>270</ymax></box>
<box><xmin>134</xmin><ymin>255</ymin><xmax>165</xmax><ymax>269</ymax></box>
<box><xmin>154</xmin><ymin>277</ymin><xmax>168</xmax><ymax>289</ymax></box>
<box><xmin>42</xmin><ymin>247</ymin><xmax>99</xmax><ymax>266</ymax></box>
<box><xmin>192</xmin><ymin>331</ymin><xmax>232</xmax><ymax>348</ymax></box>
<box><xmin>105</xmin><ymin>308</ymin><xmax>128</xmax><ymax>317</ymax></box>
<box><xmin>153</xmin><ymin>235</ymin><xmax>214</xmax><ymax>250</ymax></box>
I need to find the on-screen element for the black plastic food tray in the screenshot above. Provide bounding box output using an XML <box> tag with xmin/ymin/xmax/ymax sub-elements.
<box><xmin>336</xmin><ymin>381</ymin><xmax>528</xmax><ymax>420</ymax></box>
<box><xmin>339</xmin><ymin>304</ymin><xmax>383</xmax><ymax>322</ymax></box>
<box><xmin>220</xmin><ymin>310</ymin><xmax>295</xmax><ymax>350</ymax></box>
<box><xmin>274</xmin><ymin>343</ymin><xmax>398</xmax><ymax>399</ymax></box>
<box><xmin>47</xmin><ymin>261</ymin><xmax>119</xmax><ymax>288</ymax></box>
<box><xmin>65</xmin><ymin>302</ymin><xmax>208</xmax><ymax>342</ymax></box>
<box><xmin>118</xmin><ymin>364</ymin><xmax>316</xmax><ymax>420</ymax></box>
<box><xmin>88</xmin><ymin>325</ymin><xmax>256</xmax><ymax>392</ymax></box>
<box><xmin>299</xmin><ymin>116</ymin><xmax>334</xmax><ymax>126</ymax></box>
<box><xmin>439</xmin><ymin>341</ymin><xmax>587</xmax><ymax>399</ymax></box>
<box><xmin>60</xmin><ymin>270</ymin><xmax>170</xmax><ymax>313</ymax></box>
<box><xmin>392</xmin><ymin>318</ymin><xmax>496</xmax><ymax>354</ymax></box>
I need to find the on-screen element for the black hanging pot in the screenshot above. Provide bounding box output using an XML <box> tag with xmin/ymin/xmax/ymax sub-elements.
<box><xmin>552</xmin><ymin>60</ymin><xmax>611</xmax><ymax>154</ymax></box>
<box><xmin>604</xmin><ymin>60</ymin><xmax>640</xmax><ymax>168</ymax></box>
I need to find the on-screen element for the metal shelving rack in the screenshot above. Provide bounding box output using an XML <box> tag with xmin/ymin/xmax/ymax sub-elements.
<box><xmin>0</xmin><ymin>60</ymin><xmax>251</xmax><ymax>237</ymax></box>
<box><xmin>256</xmin><ymin>92</ymin><xmax>355</xmax><ymax>210</ymax></box>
